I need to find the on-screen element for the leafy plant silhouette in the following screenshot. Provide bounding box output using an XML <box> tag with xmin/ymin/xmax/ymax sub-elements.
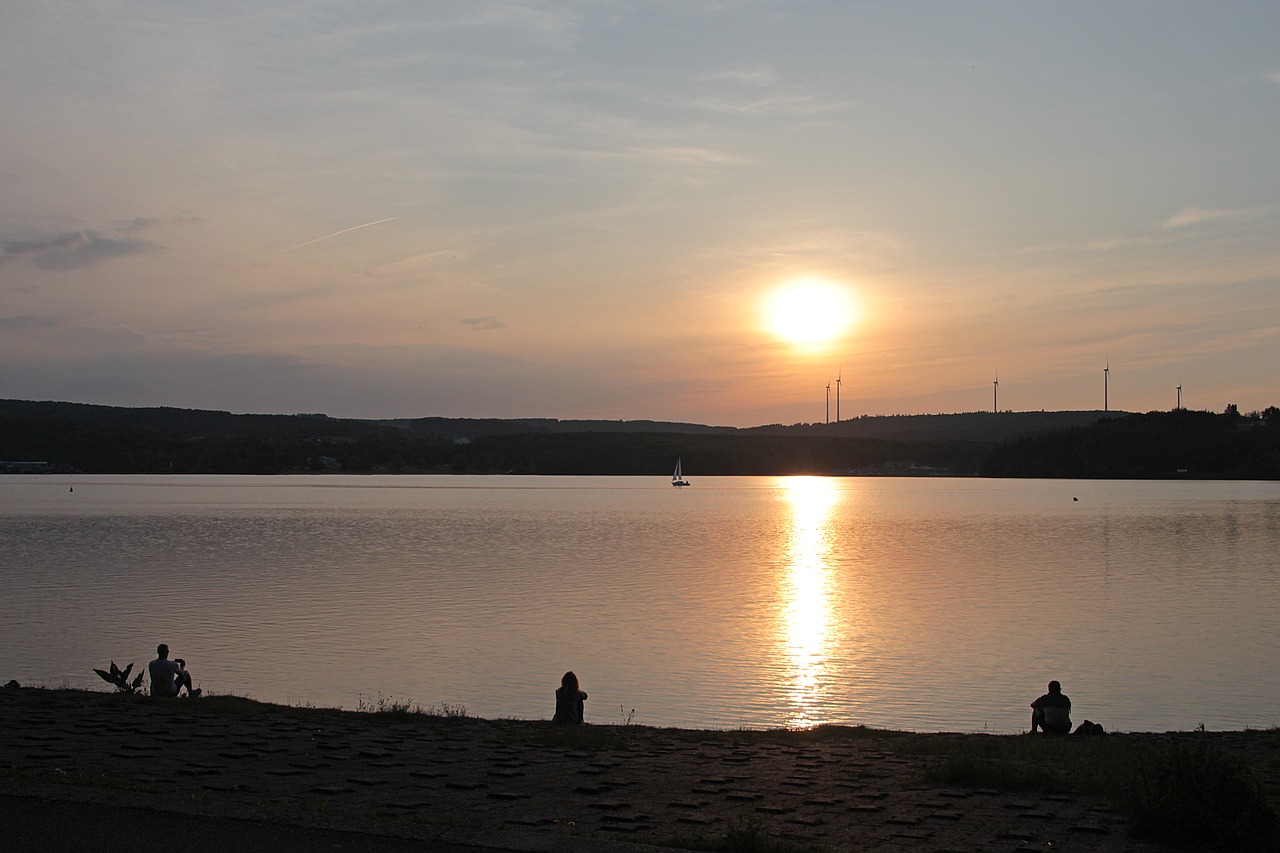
<box><xmin>93</xmin><ymin>661</ymin><xmax>144</xmax><ymax>694</ymax></box>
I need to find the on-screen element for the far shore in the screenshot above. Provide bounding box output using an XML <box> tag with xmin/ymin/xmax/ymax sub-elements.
<box><xmin>3</xmin><ymin>686</ymin><xmax>1277</xmax><ymax>851</ymax></box>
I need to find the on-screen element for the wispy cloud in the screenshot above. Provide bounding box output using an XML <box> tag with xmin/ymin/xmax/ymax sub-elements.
<box><xmin>368</xmin><ymin>249</ymin><xmax>467</xmax><ymax>277</ymax></box>
<box><xmin>689</xmin><ymin>92</ymin><xmax>852</xmax><ymax>117</ymax></box>
<box><xmin>462</xmin><ymin>316</ymin><xmax>505</xmax><ymax>332</ymax></box>
<box><xmin>0</xmin><ymin>314</ymin><xmax>60</xmax><ymax>330</ymax></box>
<box><xmin>698</xmin><ymin>65</ymin><xmax>779</xmax><ymax>86</ymax></box>
<box><xmin>0</xmin><ymin>231</ymin><xmax>157</xmax><ymax>270</ymax></box>
<box><xmin>1160</xmin><ymin>205</ymin><xmax>1268</xmax><ymax>229</ymax></box>
<box><xmin>1084</xmin><ymin>235</ymin><xmax>1161</xmax><ymax>252</ymax></box>
<box><xmin>111</xmin><ymin>216</ymin><xmax>203</xmax><ymax>233</ymax></box>
<box><xmin>620</xmin><ymin>145</ymin><xmax>750</xmax><ymax>167</ymax></box>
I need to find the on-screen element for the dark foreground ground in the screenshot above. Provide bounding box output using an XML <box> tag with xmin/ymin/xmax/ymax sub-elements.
<box><xmin>3</xmin><ymin>688</ymin><xmax>1277</xmax><ymax>852</ymax></box>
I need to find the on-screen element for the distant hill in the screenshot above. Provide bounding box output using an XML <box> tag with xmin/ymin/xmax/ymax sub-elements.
<box><xmin>3</xmin><ymin>398</ymin><xmax>1276</xmax><ymax>478</ymax></box>
<box><xmin>746</xmin><ymin>410</ymin><xmax>1126</xmax><ymax>443</ymax></box>
<box><xmin>386</xmin><ymin>411</ymin><xmax>1126</xmax><ymax>442</ymax></box>
<box><xmin>0</xmin><ymin>399</ymin><xmax>381</xmax><ymax>439</ymax></box>
<box><xmin>0</xmin><ymin>399</ymin><xmax>1121</xmax><ymax>444</ymax></box>
<box><xmin>378</xmin><ymin>416</ymin><xmax>740</xmax><ymax>440</ymax></box>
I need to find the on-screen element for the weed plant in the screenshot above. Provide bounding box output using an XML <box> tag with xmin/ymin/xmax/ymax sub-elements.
<box><xmin>356</xmin><ymin>692</ymin><xmax>421</xmax><ymax>714</ymax></box>
<box><xmin>92</xmin><ymin>661</ymin><xmax>144</xmax><ymax>694</ymax></box>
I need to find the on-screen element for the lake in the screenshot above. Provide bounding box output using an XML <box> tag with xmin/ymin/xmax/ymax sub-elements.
<box><xmin>1</xmin><ymin>474</ymin><xmax>1277</xmax><ymax>733</ymax></box>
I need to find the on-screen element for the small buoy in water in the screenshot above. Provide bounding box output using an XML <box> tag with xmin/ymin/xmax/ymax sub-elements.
<box><xmin>1072</xmin><ymin>496</ymin><xmax>1078</xmax><ymax>501</ymax></box>
<box><xmin>69</xmin><ymin>487</ymin><xmax>74</xmax><ymax>493</ymax></box>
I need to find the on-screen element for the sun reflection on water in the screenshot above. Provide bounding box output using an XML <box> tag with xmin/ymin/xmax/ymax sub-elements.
<box><xmin>778</xmin><ymin>476</ymin><xmax>841</xmax><ymax>727</ymax></box>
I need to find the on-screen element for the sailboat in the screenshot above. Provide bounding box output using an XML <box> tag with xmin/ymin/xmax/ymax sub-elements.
<box><xmin>672</xmin><ymin>457</ymin><xmax>691</xmax><ymax>487</ymax></box>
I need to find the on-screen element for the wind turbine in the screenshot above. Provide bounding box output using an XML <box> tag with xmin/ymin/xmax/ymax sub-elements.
<box><xmin>993</xmin><ymin>371</ymin><xmax>999</xmax><ymax>413</ymax></box>
<box><xmin>1104</xmin><ymin>361</ymin><xmax>1110</xmax><ymax>412</ymax></box>
<box><xmin>835</xmin><ymin>374</ymin><xmax>842</xmax><ymax>423</ymax></box>
<box><xmin>825</xmin><ymin>379</ymin><xmax>831</xmax><ymax>425</ymax></box>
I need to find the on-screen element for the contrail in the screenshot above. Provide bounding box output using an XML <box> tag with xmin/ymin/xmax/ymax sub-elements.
<box><xmin>280</xmin><ymin>217</ymin><xmax>399</xmax><ymax>253</ymax></box>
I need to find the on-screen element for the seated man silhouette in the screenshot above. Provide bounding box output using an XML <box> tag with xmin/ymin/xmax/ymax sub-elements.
<box><xmin>148</xmin><ymin>644</ymin><xmax>201</xmax><ymax>698</ymax></box>
<box><xmin>1030</xmin><ymin>680</ymin><xmax>1071</xmax><ymax>734</ymax></box>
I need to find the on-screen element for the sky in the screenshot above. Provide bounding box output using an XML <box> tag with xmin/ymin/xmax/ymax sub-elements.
<box><xmin>2</xmin><ymin>2</ymin><xmax>1279</xmax><ymax>427</ymax></box>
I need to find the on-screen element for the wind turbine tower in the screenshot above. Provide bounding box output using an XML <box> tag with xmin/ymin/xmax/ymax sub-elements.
<box><xmin>835</xmin><ymin>374</ymin><xmax>842</xmax><ymax>423</ymax></box>
<box><xmin>1104</xmin><ymin>362</ymin><xmax>1109</xmax><ymax>412</ymax></box>
<box><xmin>1176</xmin><ymin>385</ymin><xmax>1182</xmax><ymax>411</ymax></box>
<box><xmin>993</xmin><ymin>372</ymin><xmax>999</xmax><ymax>413</ymax></box>
<box><xmin>825</xmin><ymin>380</ymin><xmax>831</xmax><ymax>425</ymax></box>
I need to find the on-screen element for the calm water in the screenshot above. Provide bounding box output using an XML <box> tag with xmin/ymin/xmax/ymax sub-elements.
<box><xmin>1</xmin><ymin>475</ymin><xmax>1277</xmax><ymax>733</ymax></box>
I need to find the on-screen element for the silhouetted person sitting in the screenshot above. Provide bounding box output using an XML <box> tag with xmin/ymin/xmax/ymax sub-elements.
<box><xmin>553</xmin><ymin>670</ymin><xmax>587</xmax><ymax>725</ymax></box>
<box><xmin>1030</xmin><ymin>680</ymin><xmax>1071</xmax><ymax>734</ymax></box>
<box><xmin>148</xmin><ymin>644</ymin><xmax>201</xmax><ymax>698</ymax></box>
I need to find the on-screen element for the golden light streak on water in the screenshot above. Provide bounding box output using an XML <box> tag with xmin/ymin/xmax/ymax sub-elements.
<box><xmin>779</xmin><ymin>476</ymin><xmax>841</xmax><ymax>727</ymax></box>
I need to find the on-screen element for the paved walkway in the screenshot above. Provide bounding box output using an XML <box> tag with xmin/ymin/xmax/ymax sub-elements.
<box><xmin>0</xmin><ymin>687</ymin><xmax>1211</xmax><ymax>851</ymax></box>
<box><xmin>0</xmin><ymin>793</ymin><xmax>666</xmax><ymax>853</ymax></box>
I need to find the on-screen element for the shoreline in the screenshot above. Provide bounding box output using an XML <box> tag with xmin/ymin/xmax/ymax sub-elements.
<box><xmin>4</xmin><ymin>687</ymin><xmax>1277</xmax><ymax>851</ymax></box>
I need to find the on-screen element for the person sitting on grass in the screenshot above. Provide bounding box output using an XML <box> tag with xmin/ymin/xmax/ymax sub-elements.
<box><xmin>1030</xmin><ymin>680</ymin><xmax>1071</xmax><ymax>734</ymax></box>
<box><xmin>148</xmin><ymin>644</ymin><xmax>201</xmax><ymax>698</ymax></box>
<box><xmin>552</xmin><ymin>670</ymin><xmax>587</xmax><ymax>725</ymax></box>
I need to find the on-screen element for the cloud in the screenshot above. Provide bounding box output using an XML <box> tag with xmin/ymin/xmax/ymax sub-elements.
<box><xmin>689</xmin><ymin>91</ymin><xmax>852</xmax><ymax>117</ymax></box>
<box><xmin>0</xmin><ymin>314</ymin><xmax>60</xmax><ymax>330</ymax></box>
<box><xmin>620</xmin><ymin>145</ymin><xmax>751</xmax><ymax>167</ymax></box>
<box><xmin>368</xmin><ymin>249</ymin><xmax>466</xmax><ymax>277</ymax></box>
<box><xmin>698</xmin><ymin>65</ymin><xmax>779</xmax><ymax>86</ymax></box>
<box><xmin>1160</xmin><ymin>205</ymin><xmax>1267</xmax><ymax>229</ymax></box>
<box><xmin>1</xmin><ymin>233</ymin><xmax>81</xmax><ymax>266</ymax></box>
<box><xmin>212</xmin><ymin>284</ymin><xmax>334</xmax><ymax>312</ymax></box>
<box><xmin>1</xmin><ymin>231</ymin><xmax>157</xmax><ymax>270</ymax></box>
<box><xmin>0</xmin><ymin>340</ymin><xmax>630</xmax><ymax>422</ymax></box>
<box><xmin>114</xmin><ymin>217</ymin><xmax>163</xmax><ymax>232</ymax></box>
<box><xmin>1084</xmin><ymin>235</ymin><xmax>1161</xmax><ymax>252</ymax></box>
<box><xmin>112</xmin><ymin>216</ymin><xmax>202</xmax><ymax>233</ymax></box>
<box><xmin>462</xmin><ymin>316</ymin><xmax>505</xmax><ymax>331</ymax></box>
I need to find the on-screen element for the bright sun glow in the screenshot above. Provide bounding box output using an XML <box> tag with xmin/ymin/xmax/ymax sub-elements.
<box><xmin>763</xmin><ymin>278</ymin><xmax>857</xmax><ymax>348</ymax></box>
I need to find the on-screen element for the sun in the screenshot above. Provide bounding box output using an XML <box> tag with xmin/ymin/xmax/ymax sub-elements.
<box><xmin>763</xmin><ymin>278</ymin><xmax>857</xmax><ymax>348</ymax></box>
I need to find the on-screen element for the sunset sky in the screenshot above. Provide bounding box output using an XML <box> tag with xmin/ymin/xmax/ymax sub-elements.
<box><xmin>3</xmin><ymin>2</ymin><xmax>1278</xmax><ymax>427</ymax></box>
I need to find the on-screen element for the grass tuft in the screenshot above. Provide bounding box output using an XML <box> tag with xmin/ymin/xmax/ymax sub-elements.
<box><xmin>356</xmin><ymin>692</ymin><xmax>422</xmax><ymax>715</ymax></box>
<box><xmin>423</xmin><ymin>701</ymin><xmax>470</xmax><ymax>719</ymax></box>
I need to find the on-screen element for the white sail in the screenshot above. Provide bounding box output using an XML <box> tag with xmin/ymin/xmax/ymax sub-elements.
<box><xmin>672</xmin><ymin>457</ymin><xmax>690</xmax><ymax>486</ymax></box>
